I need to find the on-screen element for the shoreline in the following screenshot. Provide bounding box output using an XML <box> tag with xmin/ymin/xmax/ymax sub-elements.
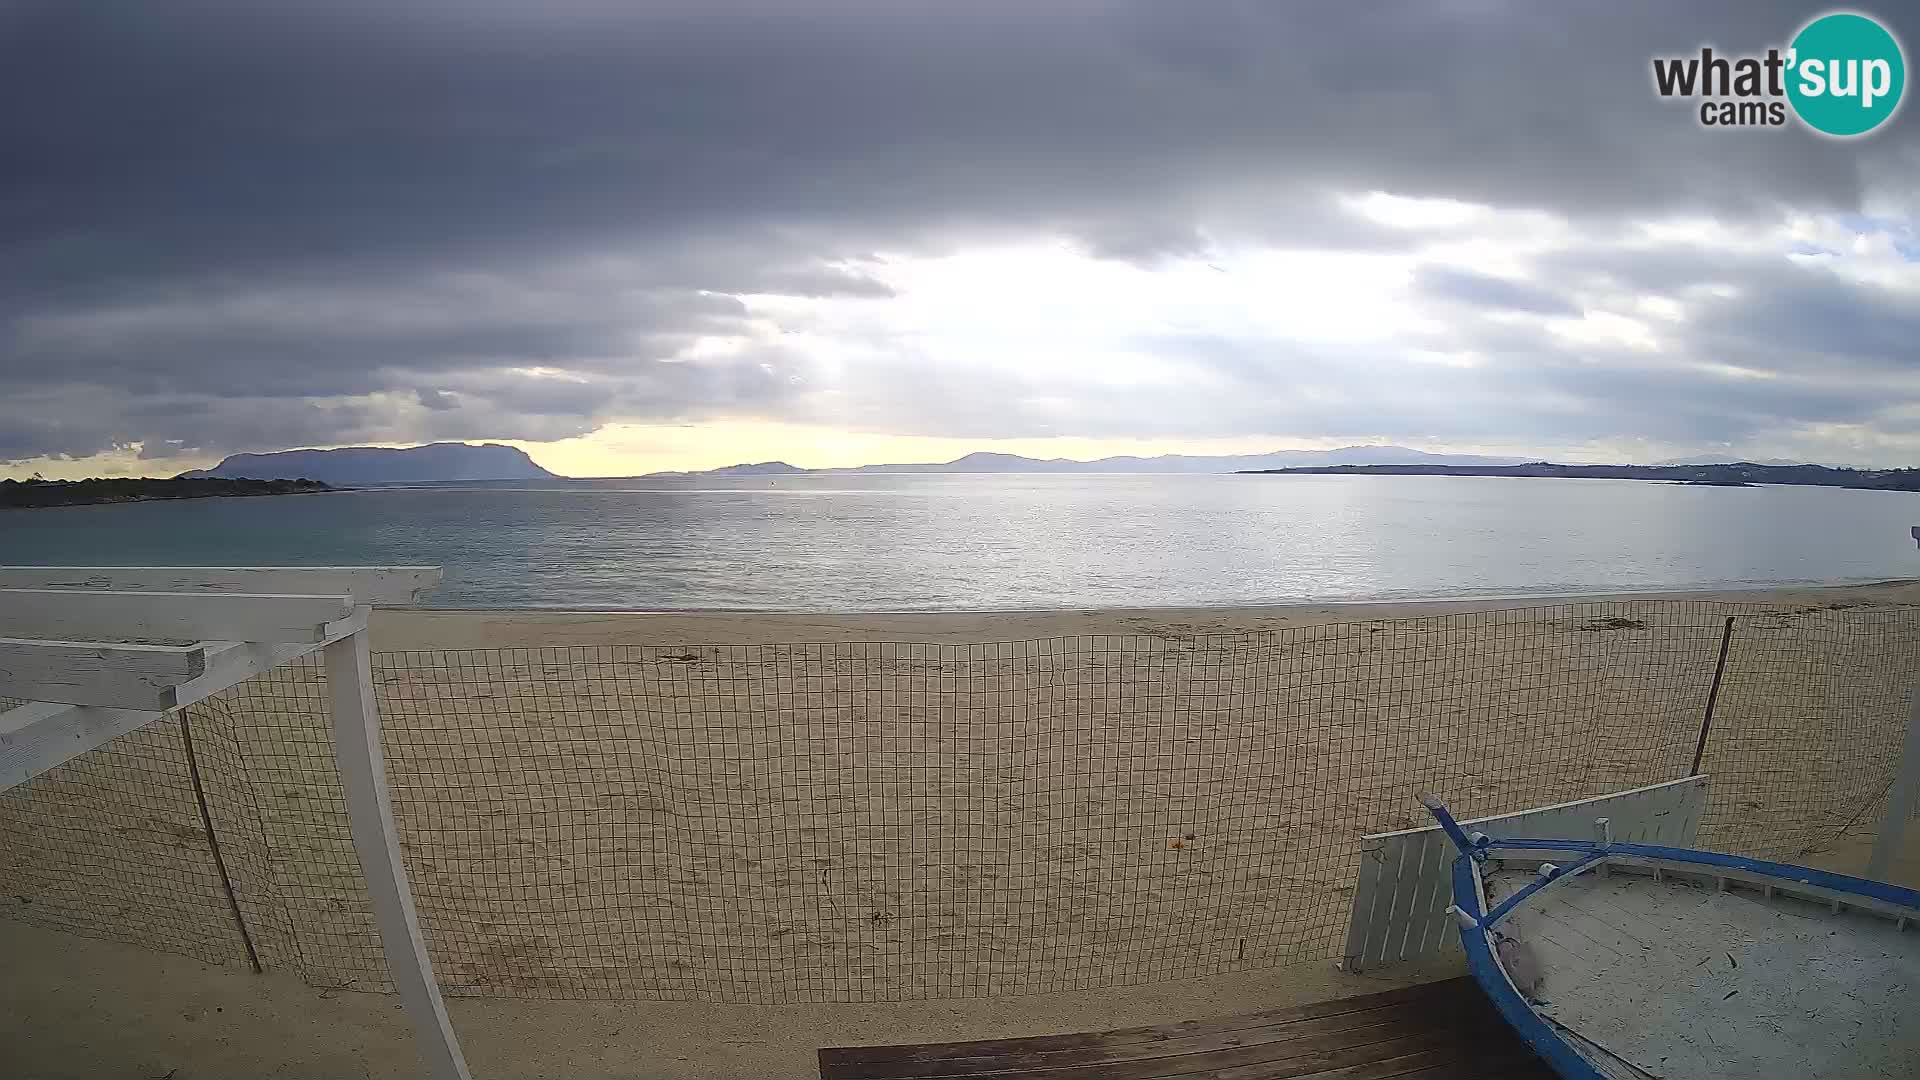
<box><xmin>371</xmin><ymin>578</ymin><xmax>1920</xmax><ymax>648</ymax></box>
<box><xmin>392</xmin><ymin>576</ymin><xmax>1920</xmax><ymax>616</ymax></box>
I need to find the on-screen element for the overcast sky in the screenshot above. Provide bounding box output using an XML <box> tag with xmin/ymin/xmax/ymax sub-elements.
<box><xmin>4</xmin><ymin>1</ymin><xmax>1918</xmax><ymax>478</ymax></box>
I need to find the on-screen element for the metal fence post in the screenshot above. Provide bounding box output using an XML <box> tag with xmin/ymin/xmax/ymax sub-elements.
<box><xmin>1688</xmin><ymin>616</ymin><xmax>1738</xmax><ymax>777</ymax></box>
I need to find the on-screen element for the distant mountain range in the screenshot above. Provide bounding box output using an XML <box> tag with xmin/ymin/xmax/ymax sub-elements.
<box><xmin>644</xmin><ymin>445</ymin><xmax>1528</xmax><ymax>478</ymax></box>
<box><xmin>1244</xmin><ymin>461</ymin><xmax>1920</xmax><ymax>491</ymax></box>
<box><xmin>170</xmin><ymin>442</ymin><xmax>1851</xmax><ymax>486</ymax></box>
<box><xmin>179</xmin><ymin>442</ymin><xmax>557</xmax><ymax>484</ymax></box>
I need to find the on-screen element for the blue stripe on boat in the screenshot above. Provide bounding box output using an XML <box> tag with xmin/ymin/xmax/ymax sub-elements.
<box><xmin>1451</xmin><ymin>854</ymin><xmax>1606</xmax><ymax>1080</ymax></box>
<box><xmin>1477</xmin><ymin>838</ymin><xmax>1920</xmax><ymax>910</ymax></box>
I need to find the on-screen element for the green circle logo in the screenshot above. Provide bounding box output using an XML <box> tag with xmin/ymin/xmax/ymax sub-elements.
<box><xmin>1787</xmin><ymin>12</ymin><xmax>1906</xmax><ymax>136</ymax></box>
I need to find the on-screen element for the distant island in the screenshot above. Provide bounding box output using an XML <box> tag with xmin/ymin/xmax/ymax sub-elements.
<box><xmin>180</xmin><ymin>442</ymin><xmax>558</xmax><ymax>484</ymax></box>
<box><xmin>1241</xmin><ymin>461</ymin><xmax>1920</xmax><ymax>491</ymax></box>
<box><xmin>643</xmin><ymin>445</ymin><xmax>1527</xmax><ymax>478</ymax></box>
<box><xmin>1</xmin><ymin>476</ymin><xmax>331</xmax><ymax>509</ymax></box>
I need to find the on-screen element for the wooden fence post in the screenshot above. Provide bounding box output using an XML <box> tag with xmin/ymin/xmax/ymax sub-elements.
<box><xmin>325</xmin><ymin>626</ymin><xmax>471</xmax><ymax>1080</ymax></box>
<box><xmin>1689</xmin><ymin>616</ymin><xmax>1739</xmax><ymax>777</ymax></box>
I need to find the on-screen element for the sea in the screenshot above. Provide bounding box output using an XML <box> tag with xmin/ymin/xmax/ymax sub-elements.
<box><xmin>4</xmin><ymin>473</ymin><xmax>1918</xmax><ymax>610</ymax></box>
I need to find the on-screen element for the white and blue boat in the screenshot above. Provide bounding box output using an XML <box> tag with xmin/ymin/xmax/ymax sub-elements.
<box><xmin>1424</xmin><ymin>795</ymin><xmax>1920</xmax><ymax>1079</ymax></box>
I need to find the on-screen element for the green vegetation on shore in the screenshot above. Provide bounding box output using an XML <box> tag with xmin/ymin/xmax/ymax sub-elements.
<box><xmin>1240</xmin><ymin>462</ymin><xmax>1920</xmax><ymax>491</ymax></box>
<box><xmin>0</xmin><ymin>476</ymin><xmax>331</xmax><ymax>509</ymax></box>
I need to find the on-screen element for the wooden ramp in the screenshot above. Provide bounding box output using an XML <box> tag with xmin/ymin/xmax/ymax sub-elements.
<box><xmin>815</xmin><ymin>979</ymin><xmax>1552</xmax><ymax>1079</ymax></box>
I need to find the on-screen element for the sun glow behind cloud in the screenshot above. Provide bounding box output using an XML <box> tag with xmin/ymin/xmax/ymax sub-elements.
<box><xmin>11</xmin><ymin>200</ymin><xmax>1920</xmax><ymax>479</ymax></box>
<box><xmin>8</xmin><ymin>4</ymin><xmax>1920</xmax><ymax>479</ymax></box>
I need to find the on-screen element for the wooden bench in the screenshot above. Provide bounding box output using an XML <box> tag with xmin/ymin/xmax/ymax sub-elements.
<box><xmin>817</xmin><ymin>978</ymin><xmax>1552</xmax><ymax>1079</ymax></box>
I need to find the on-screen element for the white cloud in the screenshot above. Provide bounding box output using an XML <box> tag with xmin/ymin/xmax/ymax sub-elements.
<box><xmin>1342</xmin><ymin>192</ymin><xmax>1492</xmax><ymax>230</ymax></box>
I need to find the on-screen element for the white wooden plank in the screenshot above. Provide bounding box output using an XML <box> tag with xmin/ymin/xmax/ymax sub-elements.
<box><xmin>1408</xmin><ymin>830</ymin><xmax>1453</xmax><ymax>958</ymax></box>
<box><xmin>0</xmin><ymin>638</ymin><xmax>207</xmax><ymax>710</ymax></box>
<box><xmin>1340</xmin><ymin>839</ymin><xmax>1385</xmax><ymax>968</ymax></box>
<box><xmin>166</xmin><ymin>619</ymin><xmax>363</xmax><ymax>709</ymax></box>
<box><xmin>1363</xmin><ymin>777</ymin><xmax>1709</xmax><ymax>844</ymax></box>
<box><xmin>0</xmin><ymin>612</ymin><xmax>363</xmax><ymax>789</ymax></box>
<box><xmin>0</xmin><ymin>699</ymin><xmax>169</xmax><ymax>791</ymax></box>
<box><xmin>0</xmin><ymin>637</ymin><xmax>205</xmax><ymax>676</ymax></box>
<box><xmin>0</xmin><ymin>566</ymin><xmax>442</xmax><ymax>606</ymax></box>
<box><xmin>1373</xmin><ymin>830</ymin><xmax>1414</xmax><ymax>965</ymax></box>
<box><xmin>0</xmin><ymin>589</ymin><xmax>354</xmax><ymax>644</ymax></box>
<box><xmin>1342</xmin><ymin>777</ymin><xmax>1709</xmax><ymax>971</ymax></box>
<box><xmin>324</xmin><ymin>629</ymin><xmax>470</xmax><ymax>1080</ymax></box>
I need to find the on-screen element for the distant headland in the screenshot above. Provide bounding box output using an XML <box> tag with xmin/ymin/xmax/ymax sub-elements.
<box><xmin>179</xmin><ymin>442</ymin><xmax>558</xmax><ymax>484</ymax></box>
<box><xmin>1240</xmin><ymin>461</ymin><xmax>1920</xmax><ymax>491</ymax></box>
<box><xmin>1</xmin><ymin>476</ymin><xmax>331</xmax><ymax>509</ymax></box>
<box><xmin>5</xmin><ymin>442</ymin><xmax>560</xmax><ymax>509</ymax></box>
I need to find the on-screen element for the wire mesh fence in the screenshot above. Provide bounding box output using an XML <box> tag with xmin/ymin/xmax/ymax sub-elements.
<box><xmin>1</xmin><ymin>599</ymin><xmax>1915</xmax><ymax>1003</ymax></box>
<box><xmin>1692</xmin><ymin>607</ymin><xmax>1920</xmax><ymax>856</ymax></box>
<box><xmin>0</xmin><ymin>713</ymin><xmax>258</xmax><ymax>965</ymax></box>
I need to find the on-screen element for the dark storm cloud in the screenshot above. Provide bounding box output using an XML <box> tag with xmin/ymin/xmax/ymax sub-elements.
<box><xmin>1530</xmin><ymin>238</ymin><xmax>1920</xmax><ymax>375</ymax></box>
<box><xmin>7</xmin><ymin>277</ymin><xmax>754</xmax><ymax>396</ymax></box>
<box><xmin>1</xmin><ymin>0</ymin><xmax>1916</xmax><ymax>463</ymax></box>
<box><xmin>1689</xmin><ymin>267</ymin><xmax>1920</xmax><ymax>371</ymax></box>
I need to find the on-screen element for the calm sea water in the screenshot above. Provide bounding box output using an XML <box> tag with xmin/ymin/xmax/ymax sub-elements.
<box><xmin>4</xmin><ymin>474</ymin><xmax>1918</xmax><ymax>609</ymax></box>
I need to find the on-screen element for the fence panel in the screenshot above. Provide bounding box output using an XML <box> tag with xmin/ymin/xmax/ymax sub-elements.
<box><xmin>1</xmin><ymin>599</ymin><xmax>1914</xmax><ymax>1003</ymax></box>
<box><xmin>0</xmin><ymin>713</ymin><xmax>255</xmax><ymax>966</ymax></box>
<box><xmin>193</xmin><ymin>600</ymin><xmax>1741</xmax><ymax>1001</ymax></box>
<box><xmin>1696</xmin><ymin>607</ymin><xmax>1920</xmax><ymax>860</ymax></box>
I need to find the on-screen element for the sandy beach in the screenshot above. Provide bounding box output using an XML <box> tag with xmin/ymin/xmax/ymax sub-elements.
<box><xmin>5</xmin><ymin>583</ymin><xmax>1920</xmax><ymax>1079</ymax></box>
<box><xmin>372</xmin><ymin>580</ymin><xmax>1920</xmax><ymax>648</ymax></box>
<box><xmin>6</xmin><ymin>828</ymin><xmax>1913</xmax><ymax>1080</ymax></box>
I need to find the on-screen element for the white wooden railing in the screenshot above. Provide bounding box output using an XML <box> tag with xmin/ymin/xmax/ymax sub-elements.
<box><xmin>0</xmin><ymin>566</ymin><xmax>470</xmax><ymax>1080</ymax></box>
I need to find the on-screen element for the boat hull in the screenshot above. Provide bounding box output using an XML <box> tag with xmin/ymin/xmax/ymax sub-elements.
<box><xmin>1450</xmin><ymin>839</ymin><xmax>1920</xmax><ymax>1080</ymax></box>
